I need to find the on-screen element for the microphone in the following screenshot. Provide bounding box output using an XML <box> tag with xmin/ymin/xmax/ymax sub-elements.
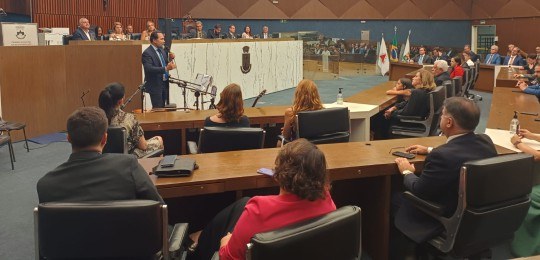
<box><xmin>251</xmin><ymin>89</ymin><xmax>267</xmax><ymax>107</ymax></box>
<box><xmin>121</xmin><ymin>82</ymin><xmax>146</xmax><ymax>110</ymax></box>
<box><xmin>80</xmin><ymin>89</ymin><xmax>90</xmax><ymax>107</ymax></box>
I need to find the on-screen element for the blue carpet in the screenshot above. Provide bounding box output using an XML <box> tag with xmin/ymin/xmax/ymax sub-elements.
<box><xmin>28</xmin><ymin>132</ymin><xmax>67</xmax><ymax>144</ymax></box>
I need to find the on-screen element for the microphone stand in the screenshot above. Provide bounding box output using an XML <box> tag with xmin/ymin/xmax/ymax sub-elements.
<box><xmin>169</xmin><ymin>77</ymin><xmax>213</xmax><ymax>110</ymax></box>
<box><xmin>121</xmin><ymin>82</ymin><xmax>145</xmax><ymax>112</ymax></box>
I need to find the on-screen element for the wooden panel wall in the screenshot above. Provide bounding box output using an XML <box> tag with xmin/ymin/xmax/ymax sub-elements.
<box><xmin>0</xmin><ymin>0</ymin><xmax>31</xmax><ymax>15</ymax></box>
<box><xmin>0</xmin><ymin>45</ymin><xmax>142</xmax><ymax>140</ymax></box>
<box><xmin>31</xmin><ymin>0</ymin><xmax>159</xmax><ymax>34</ymax></box>
<box><xmin>158</xmin><ymin>0</ymin><xmax>182</xmax><ymax>18</ymax></box>
<box><xmin>472</xmin><ymin>17</ymin><xmax>540</xmax><ymax>54</ymax></box>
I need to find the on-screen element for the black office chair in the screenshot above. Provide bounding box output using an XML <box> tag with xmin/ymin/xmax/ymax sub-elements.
<box><xmin>391</xmin><ymin>85</ymin><xmax>446</xmax><ymax>137</ymax></box>
<box><xmin>1</xmin><ymin>134</ymin><xmax>15</xmax><ymax>170</ymax></box>
<box><xmin>458</xmin><ymin>68</ymin><xmax>470</xmax><ymax>97</ymax></box>
<box><xmin>191</xmin><ymin>127</ymin><xmax>265</xmax><ymax>154</ymax></box>
<box><xmin>443</xmin><ymin>80</ymin><xmax>454</xmax><ymax>98</ymax></box>
<box><xmin>34</xmin><ymin>200</ymin><xmax>188</xmax><ymax>260</ymax></box>
<box><xmin>451</xmin><ymin>76</ymin><xmax>462</xmax><ymax>97</ymax></box>
<box><xmin>103</xmin><ymin>126</ymin><xmax>164</xmax><ymax>158</ymax></box>
<box><xmin>463</xmin><ymin>62</ymin><xmax>482</xmax><ymax>101</ymax></box>
<box><xmin>403</xmin><ymin>154</ymin><xmax>534</xmax><ymax>258</ymax></box>
<box><xmin>0</xmin><ymin>116</ymin><xmax>29</xmax><ymax>152</ymax></box>
<box><xmin>279</xmin><ymin>107</ymin><xmax>350</xmax><ymax>145</ymax></box>
<box><xmin>211</xmin><ymin>205</ymin><xmax>362</xmax><ymax>260</ymax></box>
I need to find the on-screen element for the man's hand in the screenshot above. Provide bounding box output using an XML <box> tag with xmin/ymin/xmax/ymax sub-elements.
<box><xmin>395</xmin><ymin>158</ymin><xmax>415</xmax><ymax>173</ymax></box>
<box><xmin>518</xmin><ymin>81</ymin><xmax>528</xmax><ymax>91</ymax></box>
<box><xmin>220</xmin><ymin>232</ymin><xmax>232</xmax><ymax>248</ymax></box>
<box><xmin>166</xmin><ymin>62</ymin><xmax>176</xmax><ymax>71</ymax></box>
<box><xmin>406</xmin><ymin>145</ymin><xmax>428</xmax><ymax>155</ymax></box>
<box><xmin>169</xmin><ymin>52</ymin><xmax>176</xmax><ymax>60</ymax></box>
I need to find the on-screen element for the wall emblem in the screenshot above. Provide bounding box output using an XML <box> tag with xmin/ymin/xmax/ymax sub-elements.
<box><xmin>240</xmin><ymin>46</ymin><xmax>251</xmax><ymax>74</ymax></box>
<box><xmin>16</xmin><ymin>30</ymin><xmax>26</xmax><ymax>39</ymax></box>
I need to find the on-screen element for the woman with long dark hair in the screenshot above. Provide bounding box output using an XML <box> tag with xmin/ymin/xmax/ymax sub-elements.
<box><xmin>98</xmin><ymin>82</ymin><xmax>163</xmax><ymax>157</ymax></box>
<box><xmin>204</xmin><ymin>83</ymin><xmax>250</xmax><ymax>127</ymax></box>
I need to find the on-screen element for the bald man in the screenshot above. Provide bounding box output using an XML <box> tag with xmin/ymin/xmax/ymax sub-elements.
<box><xmin>72</xmin><ymin>17</ymin><xmax>96</xmax><ymax>41</ymax></box>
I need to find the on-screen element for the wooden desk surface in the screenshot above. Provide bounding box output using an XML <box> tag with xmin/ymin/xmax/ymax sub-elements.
<box><xmin>487</xmin><ymin>87</ymin><xmax>540</xmax><ymax>132</ymax></box>
<box><xmin>497</xmin><ymin>67</ymin><xmax>526</xmax><ymax>88</ymax></box>
<box><xmin>475</xmin><ymin>64</ymin><xmax>495</xmax><ymax>92</ymax></box>
<box><xmin>388</xmin><ymin>62</ymin><xmax>422</xmax><ymax>81</ymax></box>
<box><xmin>345</xmin><ymin>81</ymin><xmax>397</xmax><ymax>111</ymax></box>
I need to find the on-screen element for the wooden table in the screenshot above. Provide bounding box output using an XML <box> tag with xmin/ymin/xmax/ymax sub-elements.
<box><xmin>345</xmin><ymin>81</ymin><xmax>397</xmax><ymax>111</ymax></box>
<box><xmin>496</xmin><ymin>67</ymin><xmax>525</xmax><ymax>88</ymax></box>
<box><xmin>388</xmin><ymin>62</ymin><xmax>422</xmax><ymax>81</ymax></box>
<box><xmin>140</xmin><ymin>137</ymin><xmax>513</xmax><ymax>260</ymax></box>
<box><xmin>487</xmin><ymin>87</ymin><xmax>540</xmax><ymax>132</ymax></box>
<box><xmin>475</xmin><ymin>64</ymin><xmax>496</xmax><ymax>92</ymax></box>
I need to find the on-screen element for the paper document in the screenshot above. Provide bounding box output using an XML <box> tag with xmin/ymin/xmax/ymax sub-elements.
<box><xmin>484</xmin><ymin>128</ymin><xmax>540</xmax><ymax>152</ymax></box>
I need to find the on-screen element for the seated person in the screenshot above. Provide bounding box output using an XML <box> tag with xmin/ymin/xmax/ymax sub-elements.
<box><xmin>386</xmin><ymin>69</ymin><xmax>435</xmax><ymax>121</ymax></box>
<box><xmin>509</xmin><ymin>129</ymin><xmax>540</xmax><ymax>257</ymax></box>
<box><xmin>109</xmin><ymin>22</ymin><xmax>127</xmax><ymax>41</ymax></box>
<box><xmin>523</xmin><ymin>54</ymin><xmax>538</xmax><ymax>74</ymax></box>
<box><xmin>393</xmin><ymin>97</ymin><xmax>497</xmax><ymax>244</ymax></box>
<box><xmin>204</xmin><ymin>83</ymin><xmax>250</xmax><ymax>127</ymax></box>
<box><xmin>37</xmin><ymin>107</ymin><xmax>163</xmax><ymax>204</ymax></box>
<box><xmin>279</xmin><ymin>79</ymin><xmax>324</xmax><ymax>145</ymax></box>
<box><xmin>484</xmin><ymin>45</ymin><xmax>501</xmax><ymax>65</ymax></box>
<box><xmin>409</xmin><ymin>47</ymin><xmax>433</xmax><ymax>65</ymax></box>
<box><xmin>95</xmin><ymin>26</ymin><xmax>106</xmax><ymax>40</ymax></box>
<box><xmin>432</xmin><ymin>59</ymin><xmax>451</xmax><ymax>86</ymax></box>
<box><xmin>450</xmin><ymin>56</ymin><xmax>464</xmax><ymax>79</ymax></box>
<box><xmin>98</xmin><ymin>82</ymin><xmax>164</xmax><ymax>158</ymax></box>
<box><xmin>141</xmin><ymin>20</ymin><xmax>157</xmax><ymax>41</ymax></box>
<box><xmin>384</xmin><ymin>78</ymin><xmax>414</xmax><ymax>116</ymax></box>
<box><xmin>207</xmin><ymin>24</ymin><xmax>222</xmax><ymax>39</ymax></box>
<box><xmin>517</xmin><ymin>66</ymin><xmax>540</xmax><ymax>96</ymax></box>
<box><xmin>191</xmin><ymin>139</ymin><xmax>336</xmax><ymax>260</ymax></box>
<box><xmin>462</xmin><ymin>52</ymin><xmax>475</xmax><ymax>67</ymax></box>
<box><xmin>504</xmin><ymin>47</ymin><xmax>526</xmax><ymax>66</ymax></box>
<box><xmin>190</xmin><ymin>21</ymin><xmax>207</xmax><ymax>39</ymax></box>
<box><xmin>241</xmin><ymin>26</ymin><xmax>253</xmax><ymax>39</ymax></box>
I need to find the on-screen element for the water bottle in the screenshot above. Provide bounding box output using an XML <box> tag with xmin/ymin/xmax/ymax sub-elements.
<box><xmin>337</xmin><ymin>88</ymin><xmax>343</xmax><ymax>105</ymax></box>
<box><xmin>510</xmin><ymin>111</ymin><xmax>519</xmax><ymax>134</ymax></box>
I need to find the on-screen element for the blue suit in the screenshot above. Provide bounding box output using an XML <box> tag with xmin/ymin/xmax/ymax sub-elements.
<box><xmin>142</xmin><ymin>45</ymin><xmax>171</xmax><ymax>108</ymax></box>
<box><xmin>523</xmin><ymin>84</ymin><xmax>540</xmax><ymax>97</ymax></box>
<box><xmin>484</xmin><ymin>53</ymin><xmax>501</xmax><ymax>65</ymax></box>
<box><xmin>503</xmin><ymin>55</ymin><xmax>526</xmax><ymax>66</ymax></box>
<box><xmin>71</xmin><ymin>27</ymin><xmax>96</xmax><ymax>41</ymax></box>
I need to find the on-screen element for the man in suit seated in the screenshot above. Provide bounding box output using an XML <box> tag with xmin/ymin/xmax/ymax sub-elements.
<box><xmin>464</xmin><ymin>44</ymin><xmax>479</xmax><ymax>62</ymax></box>
<box><xmin>410</xmin><ymin>47</ymin><xmax>433</xmax><ymax>65</ymax></box>
<box><xmin>37</xmin><ymin>107</ymin><xmax>164</xmax><ymax>204</ymax></box>
<box><xmin>207</xmin><ymin>24</ymin><xmax>222</xmax><ymax>39</ymax></box>
<box><xmin>261</xmin><ymin>25</ymin><xmax>271</xmax><ymax>39</ymax></box>
<box><xmin>517</xmin><ymin>66</ymin><xmax>540</xmax><ymax>97</ymax></box>
<box><xmin>504</xmin><ymin>46</ymin><xmax>527</xmax><ymax>66</ymax></box>
<box><xmin>225</xmin><ymin>24</ymin><xmax>237</xmax><ymax>39</ymax></box>
<box><xmin>431</xmin><ymin>47</ymin><xmax>448</xmax><ymax>62</ymax></box>
<box><xmin>189</xmin><ymin>21</ymin><xmax>206</xmax><ymax>39</ymax></box>
<box><xmin>71</xmin><ymin>17</ymin><xmax>96</xmax><ymax>41</ymax></box>
<box><xmin>432</xmin><ymin>60</ymin><xmax>451</xmax><ymax>86</ymax></box>
<box><xmin>393</xmin><ymin>97</ymin><xmax>497</xmax><ymax>244</ymax></box>
<box><xmin>484</xmin><ymin>45</ymin><xmax>501</xmax><ymax>65</ymax></box>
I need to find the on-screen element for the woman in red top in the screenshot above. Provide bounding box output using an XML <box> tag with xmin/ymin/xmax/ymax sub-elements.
<box><xmin>450</xmin><ymin>56</ymin><xmax>464</xmax><ymax>79</ymax></box>
<box><xmin>191</xmin><ymin>139</ymin><xmax>336</xmax><ymax>260</ymax></box>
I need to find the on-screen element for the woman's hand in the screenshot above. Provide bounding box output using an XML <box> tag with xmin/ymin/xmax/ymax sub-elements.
<box><xmin>384</xmin><ymin>107</ymin><xmax>396</xmax><ymax>119</ymax></box>
<box><xmin>518</xmin><ymin>129</ymin><xmax>533</xmax><ymax>139</ymax></box>
<box><xmin>220</xmin><ymin>232</ymin><xmax>232</xmax><ymax>248</ymax></box>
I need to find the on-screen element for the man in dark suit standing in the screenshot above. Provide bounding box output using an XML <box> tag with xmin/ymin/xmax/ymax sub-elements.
<box><xmin>410</xmin><ymin>47</ymin><xmax>433</xmax><ymax>65</ymax></box>
<box><xmin>504</xmin><ymin>46</ymin><xmax>527</xmax><ymax>66</ymax></box>
<box><xmin>71</xmin><ymin>17</ymin><xmax>96</xmax><ymax>41</ymax></box>
<box><xmin>142</xmin><ymin>31</ymin><xmax>176</xmax><ymax>108</ymax></box>
<box><xmin>37</xmin><ymin>107</ymin><xmax>163</xmax><ymax>204</ymax></box>
<box><xmin>484</xmin><ymin>45</ymin><xmax>501</xmax><ymax>65</ymax></box>
<box><xmin>393</xmin><ymin>97</ymin><xmax>497</xmax><ymax>243</ymax></box>
<box><xmin>432</xmin><ymin>60</ymin><xmax>451</xmax><ymax>86</ymax></box>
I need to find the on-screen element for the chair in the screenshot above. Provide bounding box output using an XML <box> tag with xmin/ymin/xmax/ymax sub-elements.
<box><xmin>458</xmin><ymin>68</ymin><xmax>470</xmax><ymax>97</ymax></box>
<box><xmin>391</xmin><ymin>85</ymin><xmax>446</xmax><ymax>137</ymax></box>
<box><xmin>193</xmin><ymin>126</ymin><xmax>265</xmax><ymax>154</ymax></box>
<box><xmin>0</xmin><ymin>117</ymin><xmax>29</xmax><ymax>153</ymax></box>
<box><xmin>211</xmin><ymin>205</ymin><xmax>362</xmax><ymax>260</ymax></box>
<box><xmin>463</xmin><ymin>62</ymin><xmax>482</xmax><ymax>101</ymax></box>
<box><xmin>443</xmin><ymin>80</ymin><xmax>454</xmax><ymax>98</ymax></box>
<box><xmin>103</xmin><ymin>126</ymin><xmax>164</xmax><ymax>158</ymax></box>
<box><xmin>0</xmin><ymin>135</ymin><xmax>15</xmax><ymax>170</ymax></box>
<box><xmin>34</xmin><ymin>200</ymin><xmax>188</xmax><ymax>260</ymax></box>
<box><xmin>403</xmin><ymin>154</ymin><xmax>534</xmax><ymax>258</ymax></box>
<box><xmin>451</xmin><ymin>76</ymin><xmax>462</xmax><ymax>97</ymax></box>
<box><xmin>280</xmin><ymin>107</ymin><xmax>350</xmax><ymax>145</ymax></box>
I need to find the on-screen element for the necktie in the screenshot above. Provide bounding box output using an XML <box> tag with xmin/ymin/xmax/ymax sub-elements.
<box><xmin>509</xmin><ymin>56</ymin><xmax>515</xmax><ymax>66</ymax></box>
<box><xmin>486</xmin><ymin>55</ymin><xmax>492</xmax><ymax>64</ymax></box>
<box><xmin>156</xmin><ymin>49</ymin><xmax>169</xmax><ymax>81</ymax></box>
<box><xmin>197</xmin><ymin>31</ymin><xmax>201</xmax><ymax>38</ymax></box>
<box><xmin>419</xmin><ymin>55</ymin><xmax>423</xmax><ymax>65</ymax></box>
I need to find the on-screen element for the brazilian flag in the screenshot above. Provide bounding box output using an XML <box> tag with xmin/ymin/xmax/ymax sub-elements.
<box><xmin>390</xmin><ymin>30</ymin><xmax>398</xmax><ymax>62</ymax></box>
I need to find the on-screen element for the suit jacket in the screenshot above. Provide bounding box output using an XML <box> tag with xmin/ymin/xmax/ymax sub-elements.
<box><xmin>434</xmin><ymin>71</ymin><xmax>451</xmax><ymax>86</ymax></box>
<box><xmin>484</xmin><ymin>53</ymin><xmax>501</xmax><ymax>65</ymax></box>
<box><xmin>412</xmin><ymin>54</ymin><xmax>433</xmax><ymax>65</ymax></box>
<box><xmin>225</xmin><ymin>31</ymin><xmax>237</xmax><ymax>39</ymax></box>
<box><xmin>395</xmin><ymin>133</ymin><xmax>497</xmax><ymax>243</ymax></box>
<box><xmin>260</xmin><ymin>32</ymin><xmax>272</xmax><ymax>39</ymax></box>
<box><xmin>469</xmin><ymin>50</ymin><xmax>479</xmax><ymax>62</ymax></box>
<box><xmin>524</xmin><ymin>62</ymin><xmax>538</xmax><ymax>74</ymax></box>
<box><xmin>142</xmin><ymin>45</ymin><xmax>169</xmax><ymax>95</ymax></box>
<box><xmin>71</xmin><ymin>27</ymin><xmax>96</xmax><ymax>41</ymax></box>
<box><xmin>37</xmin><ymin>151</ymin><xmax>163</xmax><ymax>204</ymax></box>
<box><xmin>503</xmin><ymin>55</ymin><xmax>526</xmax><ymax>66</ymax></box>
<box><xmin>207</xmin><ymin>29</ymin><xmax>222</xmax><ymax>39</ymax></box>
<box><xmin>189</xmin><ymin>29</ymin><xmax>207</xmax><ymax>39</ymax></box>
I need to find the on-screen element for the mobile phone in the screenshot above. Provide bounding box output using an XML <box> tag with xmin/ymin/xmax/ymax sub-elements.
<box><xmin>160</xmin><ymin>155</ymin><xmax>177</xmax><ymax>168</ymax></box>
<box><xmin>391</xmin><ymin>151</ymin><xmax>416</xmax><ymax>159</ymax></box>
<box><xmin>257</xmin><ymin>168</ymin><xmax>274</xmax><ymax>176</ymax></box>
